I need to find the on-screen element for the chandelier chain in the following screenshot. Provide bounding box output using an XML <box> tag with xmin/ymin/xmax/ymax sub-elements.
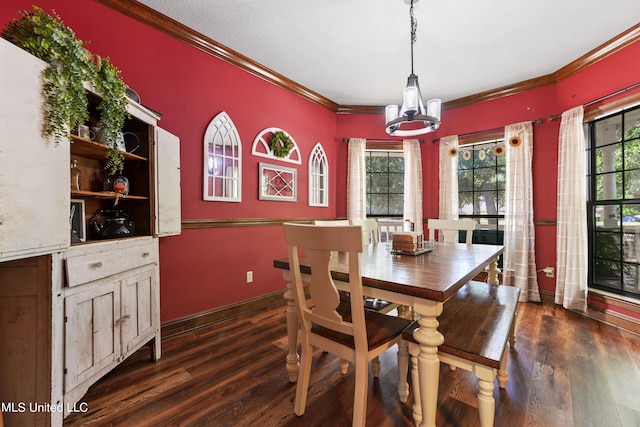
<box><xmin>410</xmin><ymin>1</ymin><xmax>417</xmax><ymax>45</ymax></box>
<box><xmin>410</xmin><ymin>0</ymin><xmax>417</xmax><ymax>74</ymax></box>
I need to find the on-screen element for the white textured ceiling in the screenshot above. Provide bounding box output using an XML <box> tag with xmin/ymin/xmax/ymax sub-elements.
<box><xmin>138</xmin><ymin>0</ymin><xmax>640</xmax><ymax>106</ymax></box>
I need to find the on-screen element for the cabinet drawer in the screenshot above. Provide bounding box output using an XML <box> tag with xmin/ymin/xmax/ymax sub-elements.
<box><xmin>66</xmin><ymin>240</ymin><xmax>157</xmax><ymax>287</ymax></box>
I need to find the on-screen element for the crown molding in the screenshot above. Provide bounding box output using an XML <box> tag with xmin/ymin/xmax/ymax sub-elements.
<box><xmin>553</xmin><ymin>23</ymin><xmax>640</xmax><ymax>82</ymax></box>
<box><xmin>442</xmin><ymin>74</ymin><xmax>557</xmax><ymax>111</ymax></box>
<box><xmin>336</xmin><ymin>105</ymin><xmax>385</xmax><ymax>115</ymax></box>
<box><xmin>344</xmin><ymin>23</ymin><xmax>640</xmax><ymax>114</ymax></box>
<box><xmin>95</xmin><ymin>0</ymin><xmax>639</xmax><ymax>115</ymax></box>
<box><xmin>94</xmin><ymin>0</ymin><xmax>339</xmax><ymax>112</ymax></box>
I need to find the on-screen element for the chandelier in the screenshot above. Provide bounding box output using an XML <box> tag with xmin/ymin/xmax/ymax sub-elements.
<box><xmin>385</xmin><ymin>0</ymin><xmax>441</xmax><ymax>136</ymax></box>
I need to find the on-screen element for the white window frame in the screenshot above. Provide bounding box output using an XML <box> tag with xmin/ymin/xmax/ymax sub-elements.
<box><xmin>203</xmin><ymin>112</ymin><xmax>242</xmax><ymax>202</ymax></box>
<box><xmin>251</xmin><ymin>127</ymin><xmax>301</xmax><ymax>164</ymax></box>
<box><xmin>308</xmin><ymin>142</ymin><xmax>328</xmax><ymax>207</ymax></box>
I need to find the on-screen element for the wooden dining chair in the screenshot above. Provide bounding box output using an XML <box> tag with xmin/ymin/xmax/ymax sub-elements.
<box><xmin>427</xmin><ymin>218</ymin><xmax>476</xmax><ymax>244</ymax></box>
<box><xmin>315</xmin><ymin>219</ymin><xmax>397</xmax><ymax>373</ymax></box>
<box><xmin>282</xmin><ymin>223</ymin><xmax>412</xmax><ymax>427</ymax></box>
<box><xmin>351</xmin><ymin>218</ymin><xmax>399</xmax><ymax>314</ymax></box>
<box><xmin>350</xmin><ymin>218</ymin><xmax>380</xmax><ymax>246</ymax></box>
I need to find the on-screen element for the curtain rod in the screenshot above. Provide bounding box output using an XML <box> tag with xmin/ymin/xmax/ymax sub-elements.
<box><xmin>431</xmin><ymin>118</ymin><xmax>543</xmax><ymax>143</ymax></box>
<box><xmin>342</xmin><ymin>138</ymin><xmax>424</xmax><ymax>143</ymax></box>
<box><xmin>549</xmin><ymin>82</ymin><xmax>640</xmax><ymax>121</ymax></box>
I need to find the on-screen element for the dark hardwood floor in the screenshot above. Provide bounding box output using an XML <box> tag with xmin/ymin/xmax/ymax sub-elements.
<box><xmin>63</xmin><ymin>301</ymin><xmax>640</xmax><ymax>426</ymax></box>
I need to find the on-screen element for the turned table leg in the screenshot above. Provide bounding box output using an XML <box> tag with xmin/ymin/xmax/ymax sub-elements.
<box><xmin>283</xmin><ymin>278</ymin><xmax>300</xmax><ymax>383</ymax></box>
<box><xmin>486</xmin><ymin>257</ymin><xmax>500</xmax><ymax>285</ymax></box>
<box><xmin>397</xmin><ymin>341</ymin><xmax>409</xmax><ymax>403</ymax></box>
<box><xmin>412</xmin><ymin>301</ymin><xmax>444</xmax><ymax>427</ymax></box>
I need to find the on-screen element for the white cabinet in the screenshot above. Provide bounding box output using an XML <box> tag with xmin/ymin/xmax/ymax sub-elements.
<box><xmin>0</xmin><ymin>39</ymin><xmax>180</xmax><ymax>426</ymax></box>
<box><xmin>155</xmin><ymin>127</ymin><xmax>182</xmax><ymax>236</ymax></box>
<box><xmin>120</xmin><ymin>267</ymin><xmax>159</xmax><ymax>357</ymax></box>
<box><xmin>63</xmin><ymin>253</ymin><xmax>160</xmax><ymax>415</ymax></box>
<box><xmin>0</xmin><ymin>38</ymin><xmax>69</xmax><ymax>262</ymax></box>
<box><xmin>0</xmin><ymin>37</ymin><xmax>181</xmax><ymax>262</ymax></box>
<box><xmin>64</xmin><ymin>281</ymin><xmax>120</xmax><ymax>395</ymax></box>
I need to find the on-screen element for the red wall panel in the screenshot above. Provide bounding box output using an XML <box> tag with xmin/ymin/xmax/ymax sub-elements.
<box><xmin>3</xmin><ymin>1</ymin><xmax>639</xmax><ymax>320</ymax></box>
<box><xmin>1</xmin><ymin>1</ymin><xmax>337</xmax><ymax>321</ymax></box>
<box><xmin>337</xmin><ymin>85</ymin><xmax>561</xmax><ymax>294</ymax></box>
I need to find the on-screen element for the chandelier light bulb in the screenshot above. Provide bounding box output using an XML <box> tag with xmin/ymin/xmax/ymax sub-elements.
<box><xmin>403</xmin><ymin>86</ymin><xmax>419</xmax><ymax>116</ymax></box>
<box><xmin>386</xmin><ymin>104</ymin><xmax>399</xmax><ymax>122</ymax></box>
<box><xmin>427</xmin><ymin>99</ymin><xmax>441</xmax><ymax>121</ymax></box>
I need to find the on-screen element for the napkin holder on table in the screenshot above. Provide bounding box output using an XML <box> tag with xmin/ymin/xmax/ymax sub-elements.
<box><xmin>392</xmin><ymin>232</ymin><xmax>423</xmax><ymax>253</ymax></box>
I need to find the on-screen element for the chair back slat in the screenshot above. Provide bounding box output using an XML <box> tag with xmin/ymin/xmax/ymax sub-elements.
<box><xmin>283</xmin><ymin>223</ymin><xmax>364</xmax><ymax>341</ymax></box>
<box><xmin>427</xmin><ymin>219</ymin><xmax>476</xmax><ymax>244</ymax></box>
<box><xmin>351</xmin><ymin>218</ymin><xmax>379</xmax><ymax>245</ymax></box>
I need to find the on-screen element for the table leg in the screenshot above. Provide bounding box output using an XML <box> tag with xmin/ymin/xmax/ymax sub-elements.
<box><xmin>486</xmin><ymin>256</ymin><xmax>501</xmax><ymax>285</ymax></box>
<box><xmin>397</xmin><ymin>341</ymin><xmax>409</xmax><ymax>403</ymax></box>
<box><xmin>412</xmin><ymin>301</ymin><xmax>444</xmax><ymax>427</ymax></box>
<box><xmin>283</xmin><ymin>277</ymin><xmax>300</xmax><ymax>383</ymax></box>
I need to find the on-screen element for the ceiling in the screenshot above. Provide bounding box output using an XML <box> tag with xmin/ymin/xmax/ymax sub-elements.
<box><xmin>137</xmin><ymin>0</ymin><xmax>640</xmax><ymax>107</ymax></box>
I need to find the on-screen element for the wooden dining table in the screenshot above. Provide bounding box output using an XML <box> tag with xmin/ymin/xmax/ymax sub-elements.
<box><xmin>273</xmin><ymin>241</ymin><xmax>504</xmax><ymax>427</ymax></box>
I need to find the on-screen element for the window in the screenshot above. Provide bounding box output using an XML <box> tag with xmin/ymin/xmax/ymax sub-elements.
<box><xmin>588</xmin><ymin>105</ymin><xmax>640</xmax><ymax>297</ymax></box>
<box><xmin>458</xmin><ymin>140</ymin><xmax>506</xmax><ymax>245</ymax></box>
<box><xmin>308</xmin><ymin>143</ymin><xmax>328</xmax><ymax>207</ymax></box>
<box><xmin>365</xmin><ymin>150</ymin><xmax>404</xmax><ymax>216</ymax></box>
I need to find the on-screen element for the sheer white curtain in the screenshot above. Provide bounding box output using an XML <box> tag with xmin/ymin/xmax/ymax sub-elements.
<box><xmin>439</xmin><ymin>135</ymin><xmax>459</xmax><ymax>220</ymax></box>
<box><xmin>556</xmin><ymin>106</ymin><xmax>588</xmax><ymax>310</ymax></box>
<box><xmin>403</xmin><ymin>139</ymin><xmax>423</xmax><ymax>235</ymax></box>
<box><xmin>347</xmin><ymin>138</ymin><xmax>366</xmax><ymax>221</ymax></box>
<box><xmin>504</xmin><ymin>122</ymin><xmax>541</xmax><ymax>302</ymax></box>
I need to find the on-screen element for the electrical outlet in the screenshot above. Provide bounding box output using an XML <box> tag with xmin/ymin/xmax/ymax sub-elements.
<box><xmin>246</xmin><ymin>271</ymin><xmax>253</xmax><ymax>283</ymax></box>
<box><xmin>543</xmin><ymin>267</ymin><xmax>554</xmax><ymax>278</ymax></box>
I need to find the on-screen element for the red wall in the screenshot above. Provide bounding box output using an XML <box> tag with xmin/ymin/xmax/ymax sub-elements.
<box><xmin>337</xmin><ymin>41</ymin><xmax>640</xmax><ymax>301</ymax></box>
<box><xmin>336</xmin><ymin>85</ymin><xmax>561</xmax><ymax>294</ymax></box>
<box><xmin>0</xmin><ymin>1</ymin><xmax>338</xmax><ymax>321</ymax></box>
<box><xmin>3</xmin><ymin>1</ymin><xmax>639</xmax><ymax>321</ymax></box>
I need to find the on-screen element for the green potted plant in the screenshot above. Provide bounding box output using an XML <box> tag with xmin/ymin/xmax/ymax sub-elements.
<box><xmin>2</xmin><ymin>6</ymin><xmax>128</xmax><ymax>175</ymax></box>
<box><xmin>96</xmin><ymin>57</ymin><xmax>128</xmax><ymax>175</ymax></box>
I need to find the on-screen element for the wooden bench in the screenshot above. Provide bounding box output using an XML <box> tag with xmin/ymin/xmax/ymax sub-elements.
<box><xmin>398</xmin><ymin>280</ymin><xmax>520</xmax><ymax>427</ymax></box>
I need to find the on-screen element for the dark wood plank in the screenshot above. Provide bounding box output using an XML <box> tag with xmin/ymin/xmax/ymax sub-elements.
<box><xmin>403</xmin><ymin>281</ymin><xmax>520</xmax><ymax>368</ymax></box>
<box><xmin>63</xmin><ymin>301</ymin><xmax>640</xmax><ymax>427</ymax></box>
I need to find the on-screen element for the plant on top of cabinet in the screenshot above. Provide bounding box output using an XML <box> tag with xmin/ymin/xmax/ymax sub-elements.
<box><xmin>96</xmin><ymin>57</ymin><xmax>128</xmax><ymax>175</ymax></box>
<box><xmin>1</xmin><ymin>6</ymin><xmax>127</xmax><ymax>174</ymax></box>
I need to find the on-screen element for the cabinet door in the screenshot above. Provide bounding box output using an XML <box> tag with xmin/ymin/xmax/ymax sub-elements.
<box><xmin>155</xmin><ymin>127</ymin><xmax>182</xmax><ymax>237</ymax></box>
<box><xmin>120</xmin><ymin>266</ymin><xmax>159</xmax><ymax>356</ymax></box>
<box><xmin>64</xmin><ymin>283</ymin><xmax>120</xmax><ymax>392</ymax></box>
<box><xmin>0</xmin><ymin>256</ymin><xmax>53</xmax><ymax>427</ymax></box>
<box><xmin>0</xmin><ymin>39</ymin><xmax>69</xmax><ymax>262</ymax></box>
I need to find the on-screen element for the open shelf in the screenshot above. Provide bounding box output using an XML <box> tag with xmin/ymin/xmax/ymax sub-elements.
<box><xmin>70</xmin><ymin>135</ymin><xmax>148</xmax><ymax>162</ymax></box>
<box><xmin>71</xmin><ymin>190</ymin><xmax>148</xmax><ymax>200</ymax></box>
